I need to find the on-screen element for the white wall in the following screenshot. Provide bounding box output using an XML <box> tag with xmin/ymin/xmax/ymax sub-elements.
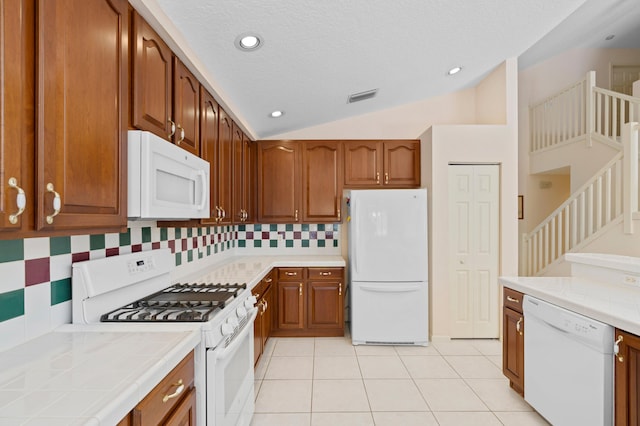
<box><xmin>476</xmin><ymin>63</ymin><xmax>507</xmax><ymax>125</ymax></box>
<box><xmin>420</xmin><ymin>58</ymin><xmax>519</xmax><ymax>340</ymax></box>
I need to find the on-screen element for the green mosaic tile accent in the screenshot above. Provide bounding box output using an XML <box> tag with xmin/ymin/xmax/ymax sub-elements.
<box><xmin>51</xmin><ymin>278</ymin><xmax>72</xmax><ymax>305</ymax></box>
<box><xmin>197</xmin><ymin>228</ymin><xmax>203</xmax><ymax>236</ymax></box>
<box><xmin>90</xmin><ymin>234</ymin><xmax>105</xmax><ymax>250</ymax></box>
<box><xmin>318</xmin><ymin>240</ymin><xmax>325</xmax><ymax>248</ymax></box>
<box><xmin>175</xmin><ymin>228</ymin><xmax>182</xmax><ymax>239</ymax></box>
<box><xmin>187</xmin><ymin>228</ymin><xmax>193</xmax><ymax>238</ymax></box>
<box><xmin>175</xmin><ymin>253</ymin><xmax>182</xmax><ymax>266</ymax></box>
<box><xmin>285</xmin><ymin>224</ymin><xmax>293</xmax><ymax>231</ymax></box>
<box><xmin>269</xmin><ymin>224</ymin><xmax>277</xmax><ymax>231</ymax></box>
<box><xmin>269</xmin><ymin>240</ymin><xmax>277</xmax><ymax>248</ymax></box>
<box><xmin>238</xmin><ymin>225</ymin><xmax>246</xmax><ymax>231</ymax></box>
<box><xmin>0</xmin><ymin>239</ymin><xmax>24</xmax><ymax>263</ymax></box>
<box><xmin>301</xmin><ymin>224</ymin><xmax>309</xmax><ymax>231</ymax></box>
<box><xmin>302</xmin><ymin>240</ymin><xmax>309</xmax><ymax>247</ymax></box>
<box><xmin>253</xmin><ymin>240</ymin><xmax>262</xmax><ymax>248</ymax></box>
<box><xmin>238</xmin><ymin>240</ymin><xmax>246</xmax><ymax>248</ymax></box>
<box><xmin>254</xmin><ymin>224</ymin><xmax>261</xmax><ymax>231</ymax></box>
<box><xmin>333</xmin><ymin>240</ymin><xmax>339</xmax><ymax>247</ymax></box>
<box><xmin>0</xmin><ymin>289</ymin><xmax>24</xmax><ymax>322</ymax></box>
<box><xmin>160</xmin><ymin>228</ymin><xmax>168</xmax><ymax>241</ymax></box>
<box><xmin>50</xmin><ymin>236</ymin><xmax>71</xmax><ymax>256</ymax></box>
<box><xmin>318</xmin><ymin>224</ymin><xmax>325</xmax><ymax>231</ymax></box>
<box><xmin>286</xmin><ymin>240</ymin><xmax>293</xmax><ymax>248</ymax></box>
<box><xmin>119</xmin><ymin>229</ymin><xmax>131</xmax><ymax>246</ymax></box>
<box><xmin>141</xmin><ymin>227</ymin><xmax>151</xmax><ymax>243</ymax></box>
<box><xmin>187</xmin><ymin>250</ymin><xmax>193</xmax><ymax>263</ymax></box>
<box><xmin>207</xmin><ymin>246</ymin><xmax>211</xmax><ymax>255</ymax></box>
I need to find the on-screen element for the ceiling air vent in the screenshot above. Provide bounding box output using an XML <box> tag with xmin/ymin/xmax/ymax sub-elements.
<box><xmin>347</xmin><ymin>89</ymin><xmax>378</xmax><ymax>104</ymax></box>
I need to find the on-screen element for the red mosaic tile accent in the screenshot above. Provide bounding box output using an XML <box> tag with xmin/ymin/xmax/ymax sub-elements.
<box><xmin>25</xmin><ymin>257</ymin><xmax>50</xmax><ymax>286</ymax></box>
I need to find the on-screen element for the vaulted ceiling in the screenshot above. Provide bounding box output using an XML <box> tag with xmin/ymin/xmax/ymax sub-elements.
<box><xmin>130</xmin><ymin>0</ymin><xmax>640</xmax><ymax>139</ymax></box>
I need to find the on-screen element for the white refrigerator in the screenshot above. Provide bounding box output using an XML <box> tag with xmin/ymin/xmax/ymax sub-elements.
<box><xmin>349</xmin><ymin>188</ymin><xmax>428</xmax><ymax>345</ymax></box>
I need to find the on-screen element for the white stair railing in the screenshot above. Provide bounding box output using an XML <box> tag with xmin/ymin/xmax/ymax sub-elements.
<box><xmin>522</xmin><ymin>122</ymin><xmax>640</xmax><ymax>276</ymax></box>
<box><xmin>529</xmin><ymin>71</ymin><xmax>595</xmax><ymax>153</ymax></box>
<box><xmin>593</xmin><ymin>88</ymin><xmax>640</xmax><ymax>147</ymax></box>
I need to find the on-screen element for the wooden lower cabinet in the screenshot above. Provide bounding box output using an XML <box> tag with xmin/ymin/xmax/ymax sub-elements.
<box><xmin>615</xmin><ymin>328</ymin><xmax>640</xmax><ymax>426</ymax></box>
<box><xmin>272</xmin><ymin>267</ymin><xmax>344</xmax><ymax>337</ymax></box>
<box><xmin>253</xmin><ymin>271</ymin><xmax>274</xmax><ymax>365</ymax></box>
<box><xmin>502</xmin><ymin>288</ymin><xmax>524</xmax><ymax>395</ymax></box>
<box><xmin>121</xmin><ymin>351</ymin><xmax>195</xmax><ymax>426</ymax></box>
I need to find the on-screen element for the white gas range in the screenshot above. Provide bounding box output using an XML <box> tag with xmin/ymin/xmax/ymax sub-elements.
<box><xmin>72</xmin><ymin>248</ymin><xmax>257</xmax><ymax>426</ymax></box>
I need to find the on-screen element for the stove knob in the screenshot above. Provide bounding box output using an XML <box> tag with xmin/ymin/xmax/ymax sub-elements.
<box><xmin>227</xmin><ymin>317</ymin><xmax>239</xmax><ymax>328</ymax></box>
<box><xmin>236</xmin><ymin>306</ymin><xmax>247</xmax><ymax>318</ymax></box>
<box><xmin>246</xmin><ymin>295</ymin><xmax>257</xmax><ymax>306</ymax></box>
<box><xmin>221</xmin><ymin>322</ymin><xmax>234</xmax><ymax>336</ymax></box>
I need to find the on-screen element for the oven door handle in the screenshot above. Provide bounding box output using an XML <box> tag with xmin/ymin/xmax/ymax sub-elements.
<box><xmin>212</xmin><ymin>308</ymin><xmax>258</xmax><ymax>362</ymax></box>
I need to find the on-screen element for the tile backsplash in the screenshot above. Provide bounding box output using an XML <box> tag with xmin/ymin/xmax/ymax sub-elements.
<box><xmin>0</xmin><ymin>221</ymin><xmax>340</xmax><ymax>351</ymax></box>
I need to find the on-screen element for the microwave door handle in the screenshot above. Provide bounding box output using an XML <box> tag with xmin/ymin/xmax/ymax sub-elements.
<box><xmin>197</xmin><ymin>170</ymin><xmax>207</xmax><ymax>211</ymax></box>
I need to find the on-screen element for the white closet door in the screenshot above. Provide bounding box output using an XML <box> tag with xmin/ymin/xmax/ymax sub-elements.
<box><xmin>448</xmin><ymin>164</ymin><xmax>500</xmax><ymax>338</ymax></box>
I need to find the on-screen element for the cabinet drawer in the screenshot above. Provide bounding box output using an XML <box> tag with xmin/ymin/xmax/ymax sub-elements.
<box><xmin>278</xmin><ymin>268</ymin><xmax>304</xmax><ymax>281</ymax></box>
<box><xmin>308</xmin><ymin>268</ymin><xmax>344</xmax><ymax>280</ymax></box>
<box><xmin>132</xmin><ymin>351</ymin><xmax>194</xmax><ymax>426</ymax></box>
<box><xmin>253</xmin><ymin>270</ymin><xmax>275</xmax><ymax>298</ymax></box>
<box><xmin>503</xmin><ymin>288</ymin><xmax>524</xmax><ymax>313</ymax></box>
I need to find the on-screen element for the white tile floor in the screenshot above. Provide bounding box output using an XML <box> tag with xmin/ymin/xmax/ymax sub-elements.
<box><xmin>251</xmin><ymin>335</ymin><xmax>550</xmax><ymax>426</ymax></box>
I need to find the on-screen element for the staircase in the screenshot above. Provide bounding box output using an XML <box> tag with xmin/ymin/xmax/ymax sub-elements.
<box><xmin>522</xmin><ymin>71</ymin><xmax>640</xmax><ymax>276</ymax></box>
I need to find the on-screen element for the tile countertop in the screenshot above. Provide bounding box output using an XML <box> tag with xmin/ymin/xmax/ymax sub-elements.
<box><xmin>499</xmin><ymin>275</ymin><xmax>640</xmax><ymax>336</ymax></box>
<box><xmin>0</xmin><ymin>254</ymin><xmax>345</xmax><ymax>426</ymax></box>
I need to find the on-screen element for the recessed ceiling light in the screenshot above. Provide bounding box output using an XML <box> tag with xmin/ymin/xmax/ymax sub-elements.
<box><xmin>447</xmin><ymin>66</ymin><xmax>462</xmax><ymax>76</ymax></box>
<box><xmin>270</xmin><ymin>110</ymin><xmax>284</xmax><ymax>118</ymax></box>
<box><xmin>605</xmin><ymin>34</ymin><xmax>615</xmax><ymax>41</ymax></box>
<box><xmin>234</xmin><ymin>33</ymin><xmax>263</xmax><ymax>51</ymax></box>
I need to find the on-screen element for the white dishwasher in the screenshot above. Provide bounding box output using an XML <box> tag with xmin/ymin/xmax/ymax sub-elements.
<box><xmin>523</xmin><ymin>295</ymin><xmax>614</xmax><ymax>426</ymax></box>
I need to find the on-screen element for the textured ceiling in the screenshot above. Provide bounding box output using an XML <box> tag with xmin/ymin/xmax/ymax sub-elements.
<box><xmin>133</xmin><ymin>0</ymin><xmax>638</xmax><ymax>138</ymax></box>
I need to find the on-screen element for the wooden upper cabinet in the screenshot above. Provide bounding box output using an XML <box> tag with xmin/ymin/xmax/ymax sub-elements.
<box><xmin>0</xmin><ymin>0</ymin><xmax>34</xmax><ymax>233</ymax></box>
<box><xmin>36</xmin><ymin>0</ymin><xmax>128</xmax><ymax>231</ymax></box>
<box><xmin>343</xmin><ymin>140</ymin><xmax>420</xmax><ymax>188</ymax></box>
<box><xmin>217</xmin><ymin>108</ymin><xmax>234</xmax><ymax>224</ymax></box>
<box><xmin>172</xmin><ymin>58</ymin><xmax>200</xmax><ymax>156</ymax></box>
<box><xmin>343</xmin><ymin>141</ymin><xmax>380</xmax><ymax>187</ymax></box>
<box><xmin>231</xmin><ymin>122</ymin><xmax>244</xmax><ymax>223</ymax></box>
<box><xmin>257</xmin><ymin>141</ymin><xmax>301</xmax><ymax>223</ymax></box>
<box><xmin>131</xmin><ymin>10</ymin><xmax>172</xmax><ymax>139</ymax></box>
<box><xmin>199</xmin><ymin>86</ymin><xmax>219</xmax><ymax>224</ymax></box>
<box><xmin>384</xmin><ymin>140</ymin><xmax>420</xmax><ymax>187</ymax></box>
<box><xmin>243</xmin><ymin>135</ymin><xmax>256</xmax><ymax>223</ymax></box>
<box><xmin>302</xmin><ymin>141</ymin><xmax>343</xmax><ymax>223</ymax></box>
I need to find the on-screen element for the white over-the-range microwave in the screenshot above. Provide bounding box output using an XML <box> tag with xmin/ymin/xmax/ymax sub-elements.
<box><xmin>128</xmin><ymin>130</ymin><xmax>210</xmax><ymax>220</ymax></box>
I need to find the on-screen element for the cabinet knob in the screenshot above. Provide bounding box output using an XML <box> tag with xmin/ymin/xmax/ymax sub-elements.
<box><xmin>45</xmin><ymin>183</ymin><xmax>61</xmax><ymax>224</ymax></box>
<box><xmin>7</xmin><ymin>177</ymin><xmax>26</xmax><ymax>225</ymax></box>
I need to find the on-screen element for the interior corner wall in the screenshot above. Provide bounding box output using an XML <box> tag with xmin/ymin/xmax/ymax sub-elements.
<box><xmin>427</xmin><ymin>125</ymin><xmax>518</xmax><ymax>340</ymax></box>
<box><xmin>475</xmin><ymin>63</ymin><xmax>507</xmax><ymax>125</ymax></box>
<box><xmin>418</xmin><ymin>128</ymin><xmax>434</xmax><ymax>338</ymax></box>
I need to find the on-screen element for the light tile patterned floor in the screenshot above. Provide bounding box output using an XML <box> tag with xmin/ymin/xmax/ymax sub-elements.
<box><xmin>251</xmin><ymin>336</ymin><xmax>550</xmax><ymax>426</ymax></box>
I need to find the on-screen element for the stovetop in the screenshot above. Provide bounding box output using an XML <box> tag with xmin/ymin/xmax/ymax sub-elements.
<box><xmin>101</xmin><ymin>282</ymin><xmax>247</xmax><ymax>323</ymax></box>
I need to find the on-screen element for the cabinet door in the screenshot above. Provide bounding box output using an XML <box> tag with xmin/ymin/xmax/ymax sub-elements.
<box><xmin>172</xmin><ymin>58</ymin><xmax>199</xmax><ymax>156</ymax></box>
<box><xmin>243</xmin><ymin>136</ymin><xmax>256</xmax><ymax>223</ymax></box>
<box><xmin>383</xmin><ymin>140</ymin><xmax>420</xmax><ymax>187</ymax></box>
<box><xmin>502</xmin><ymin>307</ymin><xmax>524</xmax><ymax>395</ymax></box>
<box><xmin>276</xmin><ymin>281</ymin><xmax>304</xmax><ymax>330</ymax></box>
<box><xmin>307</xmin><ymin>281</ymin><xmax>343</xmax><ymax>330</ymax></box>
<box><xmin>0</xmin><ymin>0</ymin><xmax>34</xmax><ymax>233</ymax></box>
<box><xmin>37</xmin><ymin>0</ymin><xmax>127</xmax><ymax>231</ymax></box>
<box><xmin>302</xmin><ymin>141</ymin><xmax>343</xmax><ymax>222</ymax></box>
<box><xmin>615</xmin><ymin>329</ymin><xmax>640</xmax><ymax>426</ymax></box>
<box><xmin>163</xmin><ymin>387</ymin><xmax>196</xmax><ymax>426</ymax></box>
<box><xmin>343</xmin><ymin>141</ymin><xmax>381</xmax><ymax>187</ymax></box>
<box><xmin>262</xmin><ymin>282</ymin><xmax>273</xmax><ymax>347</ymax></box>
<box><xmin>231</xmin><ymin>122</ymin><xmax>244</xmax><ymax>223</ymax></box>
<box><xmin>217</xmin><ymin>108</ymin><xmax>234</xmax><ymax>224</ymax></box>
<box><xmin>199</xmin><ymin>87</ymin><xmax>219</xmax><ymax>225</ymax></box>
<box><xmin>257</xmin><ymin>141</ymin><xmax>301</xmax><ymax>223</ymax></box>
<box><xmin>131</xmin><ymin>11</ymin><xmax>172</xmax><ymax>139</ymax></box>
<box><xmin>253</xmin><ymin>300</ymin><xmax>264</xmax><ymax>365</ymax></box>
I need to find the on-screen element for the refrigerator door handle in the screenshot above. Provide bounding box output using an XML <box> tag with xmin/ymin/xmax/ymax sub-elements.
<box><xmin>360</xmin><ymin>284</ymin><xmax>422</xmax><ymax>293</ymax></box>
<box><xmin>352</xmin><ymin>199</ymin><xmax>358</xmax><ymax>274</ymax></box>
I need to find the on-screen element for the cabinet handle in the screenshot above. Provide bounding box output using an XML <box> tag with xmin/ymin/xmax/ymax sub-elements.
<box><xmin>294</xmin><ymin>209</ymin><xmax>299</xmax><ymax>221</ymax></box>
<box><xmin>243</xmin><ymin>209</ymin><xmax>248</xmax><ymax>221</ymax></box>
<box><xmin>299</xmin><ymin>283</ymin><xmax>303</xmax><ymax>296</ymax></box>
<box><xmin>339</xmin><ymin>283</ymin><xmax>342</xmax><ymax>296</ymax></box>
<box><xmin>45</xmin><ymin>183</ymin><xmax>61</xmax><ymax>224</ymax></box>
<box><xmin>516</xmin><ymin>317</ymin><xmax>523</xmax><ymax>335</ymax></box>
<box><xmin>214</xmin><ymin>206</ymin><xmax>221</xmax><ymax>222</ymax></box>
<box><xmin>614</xmin><ymin>335</ymin><xmax>624</xmax><ymax>362</ymax></box>
<box><xmin>162</xmin><ymin>379</ymin><xmax>185</xmax><ymax>403</ymax></box>
<box><xmin>376</xmin><ymin>172</ymin><xmax>380</xmax><ymax>184</ymax></box>
<box><xmin>221</xmin><ymin>208</ymin><xmax>226</xmax><ymax>220</ymax></box>
<box><xmin>263</xmin><ymin>299</ymin><xmax>268</xmax><ymax>312</ymax></box>
<box><xmin>168</xmin><ymin>120</ymin><xmax>176</xmax><ymax>138</ymax></box>
<box><xmin>176</xmin><ymin>124</ymin><xmax>185</xmax><ymax>144</ymax></box>
<box><xmin>337</xmin><ymin>208</ymin><xmax>341</xmax><ymax>221</ymax></box>
<box><xmin>506</xmin><ymin>295</ymin><xmax>520</xmax><ymax>303</ymax></box>
<box><xmin>384</xmin><ymin>172</ymin><xmax>389</xmax><ymax>184</ymax></box>
<box><xmin>7</xmin><ymin>178</ymin><xmax>26</xmax><ymax>225</ymax></box>
<box><xmin>320</xmin><ymin>271</ymin><xmax>332</xmax><ymax>276</ymax></box>
<box><xmin>285</xmin><ymin>272</ymin><xmax>297</xmax><ymax>276</ymax></box>
<box><xmin>265</xmin><ymin>277</ymin><xmax>273</xmax><ymax>283</ymax></box>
